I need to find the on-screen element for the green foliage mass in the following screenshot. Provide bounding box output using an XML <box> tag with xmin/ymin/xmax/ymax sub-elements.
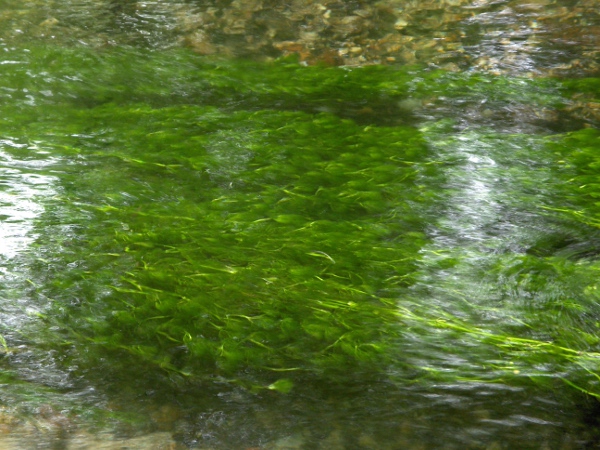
<box><xmin>3</xmin><ymin>45</ymin><xmax>600</xmax><ymax>397</ymax></box>
<box><xmin>51</xmin><ymin>105</ymin><xmax>428</xmax><ymax>386</ymax></box>
<box><xmin>546</xmin><ymin>128</ymin><xmax>600</xmax><ymax>218</ymax></box>
<box><xmin>2</xmin><ymin>47</ymin><xmax>434</xmax><ymax>391</ymax></box>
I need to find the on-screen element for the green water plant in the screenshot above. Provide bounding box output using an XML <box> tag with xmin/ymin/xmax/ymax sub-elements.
<box><xmin>3</xmin><ymin>45</ymin><xmax>600</xmax><ymax>400</ymax></box>
<box><xmin>22</xmin><ymin>102</ymin><xmax>431</xmax><ymax>391</ymax></box>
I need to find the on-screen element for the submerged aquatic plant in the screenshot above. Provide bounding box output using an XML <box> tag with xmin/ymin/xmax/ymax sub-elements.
<box><xmin>26</xmin><ymin>103</ymin><xmax>430</xmax><ymax>390</ymax></box>
<box><xmin>2</xmin><ymin>45</ymin><xmax>600</xmax><ymax>399</ymax></box>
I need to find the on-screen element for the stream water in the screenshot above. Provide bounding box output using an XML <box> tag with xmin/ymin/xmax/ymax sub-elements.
<box><xmin>1</xmin><ymin>1</ymin><xmax>600</xmax><ymax>449</ymax></box>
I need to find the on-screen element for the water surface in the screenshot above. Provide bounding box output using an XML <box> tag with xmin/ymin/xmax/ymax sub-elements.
<box><xmin>1</xmin><ymin>1</ymin><xmax>600</xmax><ymax>448</ymax></box>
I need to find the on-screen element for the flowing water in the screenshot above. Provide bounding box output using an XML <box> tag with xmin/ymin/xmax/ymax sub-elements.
<box><xmin>0</xmin><ymin>1</ymin><xmax>600</xmax><ymax>449</ymax></box>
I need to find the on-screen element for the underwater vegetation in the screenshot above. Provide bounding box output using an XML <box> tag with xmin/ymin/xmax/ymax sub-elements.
<box><xmin>2</xmin><ymin>45</ymin><xmax>600</xmax><ymax>404</ymax></box>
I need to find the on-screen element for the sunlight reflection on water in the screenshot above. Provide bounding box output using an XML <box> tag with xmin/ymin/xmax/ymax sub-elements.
<box><xmin>0</xmin><ymin>144</ymin><xmax>58</xmax><ymax>259</ymax></box>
